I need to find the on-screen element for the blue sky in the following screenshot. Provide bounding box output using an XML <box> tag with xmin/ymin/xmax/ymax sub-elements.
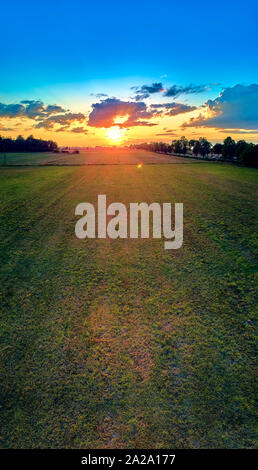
<box><xmin>1</xmin><ymin>0</ymin><xmax>258</xmax><ymax>144</ymax></box>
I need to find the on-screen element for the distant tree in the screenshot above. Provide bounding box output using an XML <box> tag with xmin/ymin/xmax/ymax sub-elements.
<box><xmin>212</xmin><ymin>143</ymin><xmax>223</xmax><ymax>154</ymax></box>
<box><xmin>179</xmin><ymin>136</ymin><xmax>189</xmax><ymax>154</ymax></box>
<box><xmin>239</xmin><ymin>143</ymin><xmax>258</xmax><ymax>167</ymax></box>
<box><xmin>222</xmin><ymin>136</ymin><xmax>236</xmax><ymax>160</ymax></box>
<box><xmin>0</xmin><ymin>134</ymin><xmax>58</xmax><ymax>153</ymax></box>
<box><xmin>171</xmin><ymin>139</ymin><xmax>181</xmax><ymax>154</ymax></box>
<box><xmin>199</xmin><ymin>137</ymin><xmax>211</xmax><ymax>156</ymax></box>
<box><xmin>192</xmin><ymin>137</ymin><xmax>211</xmax><ymax>157</ymax></box>
<box><xmin>235</xmin><ymin>140</ymin><xmax>248</xmax><ymax>158</ymax></box>
<box><xmin>192</xmin><ymin>140</ymin><xmax>202</xmax><ymax>156</ymax></box>
<box><xmin>133</xmin><ymin>136</ymin><xmax>257</xmax><ymax>167</ymax></box>
<box><xmin>16</xmin><ymin>135</ymin><xmax>25</xmax><ymax>142</ymax></box>
<box><xmin>189</xmin><ymin>139</ymin><xmax>198</xmax><ymax>150</ymax></box>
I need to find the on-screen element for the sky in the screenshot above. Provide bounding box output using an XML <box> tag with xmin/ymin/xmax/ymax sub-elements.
<box><xmin>1</xmin><ymin>0</ymin><xmax>258</xmax><ymax>146</ymax></box>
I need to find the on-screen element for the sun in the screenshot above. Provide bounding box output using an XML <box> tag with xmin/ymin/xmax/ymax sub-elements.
<box><xmin>107</xmin><ymin>125</ymin><xmax>126</xmax><ymax>143</ymax></box>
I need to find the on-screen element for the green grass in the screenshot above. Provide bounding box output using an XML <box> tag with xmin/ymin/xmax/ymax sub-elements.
<box><xmin>0</xmin><ymin>149</ymin><xmax>198</xmax><ymax>166</ymax></box>
<box><xmin>0</xmin><ymin>152</ymin><xmax>62</xmax><ymax>165</ymax></box>
<box><xmin>0</xmin><ymin>163</ymin><xmax>257</xmax><ymax>448</ymax></box>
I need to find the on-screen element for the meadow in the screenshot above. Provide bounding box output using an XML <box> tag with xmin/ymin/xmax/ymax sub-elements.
<box><xmin>0</xmin><ymin>151</ymin><xmax>61</xmax><ymax>166</ymax></box>
<box><xmin>1</xmin><ymin>148</ymin><xmax>198</xmax><ymax>166</ymax></box>
<box><xmin>0</xmin><ymin>159</ymin><xmax>257</xmax><ymax>448</ymax></box>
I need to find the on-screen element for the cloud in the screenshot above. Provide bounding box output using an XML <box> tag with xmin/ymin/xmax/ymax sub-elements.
<box><xmin>131</xmin><ymin>82</ymin><xmax>165</xmax><ymax>100</ymax></box>
<box><xmin>131</xmin><ymin>82</ymin><xmax>213</xmax><ymax>101</ymax></box>
<box><xmin>0</xmin><ymin>103</ymin><xmax>25</xmax><ymax>118</ymax></box>
<box><xmin>156</xmin><ymin>131</ymin><xmax>177</xmax><ymax>136</ymax></box>
<box><xmin>35</xmin><ymin>112</ymin><xmax>86</xmax><ymax>129</ymax></box>
<box><xmin>182</xmin><ymin>84</ymin><xmax>258</xmax><ymax>130</ymax></box>
<box><xmin>131</xmin><ymin>82</ymin><xmax>213</xmax><ymax>100</ymax></box>
<box><xmin>21</xmin><ymin>100</ymin><xmax>67</xmax><ymax>118</ymax></box>
<box><xmin>217</xmin><ymin>129</ymin><xmax>258</xmax><ymax>134</ymax></box>
<box><xmin>55</xmin><ymin>126</ymin><xmax>70</xmax><ymax>132</ymax></box>
<box><xmin>0</xmin><ymin>100</ymin><xmax>67</xmax><ymax>120</ymax></box>
<box><xmin>164</xmin><ymin>84</ymin><xmax>209</xmax><ymax>98</ymax></box>
<box><xmin>70</xmin><ymin>127</ymin><xmax>88</xmax><ymax>134</ymax></box>
<box><xmin>44</xmin><ymin>104</ymin><xmax>67</xmax><ymax>115</ymax></box>
<box><xmin>0</xmin><ymin>124</ymin><xmax>14</xmax><ymax>131</ymax></box>
<box><xmin>55</xmin><ymin>125</ymin><xmax>89</xmax><ymax>134</ymax></box>
<box><xmin>88</xmin><ymin>98</ymin><xmax>157</xmax><ymax>128</ymax></box>
<box><xmin>150</xmin><ymin>102</ymin><xmax>197</xmax><ymax>116</ymax></box>
<box><xmin>90</xmin><ymin>93</ymin><xmax>108</xmax><ymax>98</ymax></box>
<box><xmin>166</xmin><ymin>103</ymin><xmax>197</xmax><ymax>116</ymax></box>
<box><xmin>0</xmin><ymin>99</ymin><xmax>87</xmax><ymax>132</ymax></box>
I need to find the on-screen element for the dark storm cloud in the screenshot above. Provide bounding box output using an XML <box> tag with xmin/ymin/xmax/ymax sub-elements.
<box><xmin>88</xmin><ymin>98</ymin><xmax>157</xmax><ymax>128</ymax></box>
<box><xmin>182</xmin><ymin>84</ymin><xmax>258</xmax><ymax>130</ymax></box>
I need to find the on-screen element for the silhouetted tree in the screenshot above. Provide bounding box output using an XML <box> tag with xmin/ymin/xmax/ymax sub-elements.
<box><xmin>222</xmin><ymin>137</ymin><xmax>236</xmax><ymax>160</ymax></box>
<box><xmin>192</xmin><ymin>140</ymin><xmax>202</xmax><ymax>156</ymax></box>
<box><xmin>238</xmin><ymin>143</ymin><xmax>258</xmax><ymax>167</ymax></box>
<box><xmin>212</xmin><ymin>143</ymin><xmax>223</xmax><ymax>154</ymax></box>
<box><xmin>133</xmin><ymin>136</ymin><xmax>257</xmax><ymax>167</ymax></box>
<box><xmin>199</xmin><ymin>137</ymin><xmax>211</xmax><ymax>157</ymax></box>
<box><xmin>0</xmin><ymin>134</ymin><xmax>58</xmax><ymax>153</ymax></box>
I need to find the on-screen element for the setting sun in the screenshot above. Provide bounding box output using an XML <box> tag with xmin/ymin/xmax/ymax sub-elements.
<box><xmin>107</xmin><ymin>125</ymin><xmax>126</xmax><ymax>143</ymax></box>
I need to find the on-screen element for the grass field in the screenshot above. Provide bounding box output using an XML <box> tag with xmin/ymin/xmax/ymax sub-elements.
<box><xmin>0</xmin><ymin>161</ymin><xmax>257</xmax><ymax>448</ymax></box>
<box><xmin>1</xmin><ymin>149</ymin><xmax>198</xmax><ymax>166</ymax></box>
<box><xmin>0</xmin><ymin>152</ymin><xmax>62</xmax><ymax>166</ymax></box>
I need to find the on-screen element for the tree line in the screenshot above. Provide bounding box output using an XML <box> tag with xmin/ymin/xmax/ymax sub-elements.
<box><xmin>133</xmin><ymin>136</ymin><xmax>258</xmax><ymax>167</ymax></box>
<box><xmin>0</xmin><ymin>135</ymin><xmax>58</xmax><ymax>153</ymax></box>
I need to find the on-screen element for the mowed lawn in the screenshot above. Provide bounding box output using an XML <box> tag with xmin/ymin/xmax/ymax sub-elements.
<box><xmin>0</xmin><ymin>163</ymin><xmax>257</xmax><ymax>449</ymax></box>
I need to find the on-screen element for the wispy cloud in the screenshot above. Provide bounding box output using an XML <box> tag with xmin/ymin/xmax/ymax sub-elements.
<box><xmin>70</xmin><ymin>126</ymin><xmax>89</xmax><ymax>134</ymax></box>
<box><xmin>90</xmin><ymin>93</ymin><xmax>108</xmax><ymax>98</ymax></box>
<box><xmin>164</xmin><ymin>84</ymin><xmax>209</xmax><ymax>98</ymax></box>
<box><xmin>131</xmin><ymin>82</ymin><xmax>165</xmax><ymax>101</ymax></box>
<box><xmin>217</xmin><ymin>129</ymin><xmax>258</xmax><ymax>134</ymax></box>
<box><xmin>131</xmin><ymin>82</ymin><xmax>212</xmax><ymax>101</ymax></box>
<box><xmin>156</xmin><ymin>130</ymin><xmax>177</xmax><ymax>136</ymax></box>
<box><xmin>150</xmin><ymin>102</ymin><xmax>197</xmax><ymax>116</ymax></box>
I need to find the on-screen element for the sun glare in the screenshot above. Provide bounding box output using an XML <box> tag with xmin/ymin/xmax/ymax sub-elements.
<box><xmin>107</xmin><ymin>125</ymin><xmax>126</xmax><ymax>143</ymax></box>
<box><xmin>113</xmin><ymin>114</ymin><xmax>129</xmax><ymax>125</ymax></box>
